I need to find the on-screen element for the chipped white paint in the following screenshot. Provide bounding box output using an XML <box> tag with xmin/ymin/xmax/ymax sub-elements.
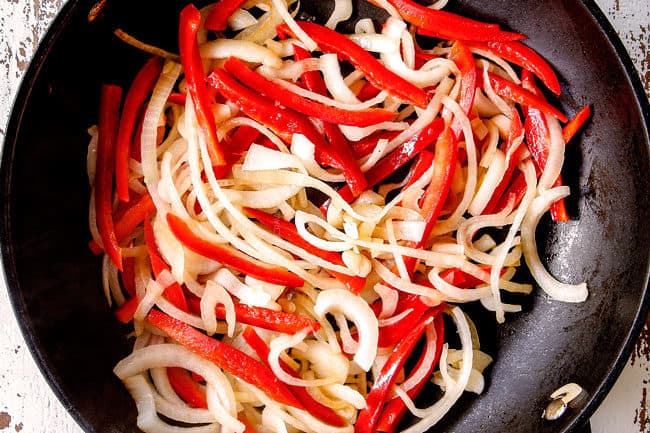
<box><xmin>0</xmin><ymin>0</ymin><xmax>648</xmax><ymax>432</ymax></box>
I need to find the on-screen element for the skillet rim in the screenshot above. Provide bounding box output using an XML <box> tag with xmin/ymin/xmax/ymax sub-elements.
<box><xmin>0</xmin><ymin>0</ymin><xmax>648</xmax><ymax>432</ymax></box>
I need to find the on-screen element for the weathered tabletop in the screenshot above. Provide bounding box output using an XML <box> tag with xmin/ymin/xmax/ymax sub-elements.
<box><xmin>0</xmin><ymin>0</ymin><xmax>649</xmax><ymax>432</ymax></box>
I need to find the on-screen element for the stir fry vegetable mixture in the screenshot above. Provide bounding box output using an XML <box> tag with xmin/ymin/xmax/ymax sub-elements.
<box><xmin>87</xmin><ymin>0</ymin><xmax>592</xmax><ymax>432</ymax></box>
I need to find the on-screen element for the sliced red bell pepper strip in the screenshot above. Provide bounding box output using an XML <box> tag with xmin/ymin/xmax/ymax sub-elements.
<box><xmin>223</xmin><ymin>57</ymin><xmax>396</xmax><ymax>127</ymax></box>
<box><xmin>115</xmin><ymin>57</ymin><xmax>163</xmax><ymax>203</ymax></box>
<box><xmin>121</xmin><ymin>257</ymin><xmax>136</xmax><ymax>297</ymax></box>
<box><xmin>167</xmin><ymin>92</ymin><xmax>187</xmax><ymax>105</ymax></box>
<box><xmin>207</xmin><ymin>68</ymin><xmax>367</xmax><ymax>197</ymax></box>
<box><xmin>204</xmin><ymin>0</ymin><xmax>248</xmax><ymax>31</ymax></box>
<box><xmin>242</xmin><ymin>327</ymin><xmax>347</xmax><ymax>427</ymax></box>
<box><xmin>147</xmin><ymin>309</ymin><xmax>302</xmax><ymax>408</ymax></box>
<box><xmin>278</xmin><ymin>22</ymin><xmax>429</xmax><ymax>108</ymax></box>
<box><xmin>166</xmin><ymin>213</ymin><xmax>304</xmax><ymax>287</ymax></box>
<box><xmin>114</xmin><ymin>296</ymin><xmax>140</xmax><ymax>324</ymax></box>
<box><xmin>356</xmin><ymin>80</ymin><xmax>381</xmax><ymax>102</ymax></box>
<box><xmin>243</xmin><ymin>207</ymin><xmax>366</xmax><ymax>294</ymax></box>
<box><xmin>418</xmin><ymin>124</ymin><xmax>458</xmax><ymax>246</ymax></box>
<box><xmin>386</xmin><ymin>0</ymin><xmax>525</xmax><ymax>42</ymax></box>
<box><xmin>375</xmin><ymin>314</ymin><xmax>445</xmax><ymax>433</ymax></box>
<box><xmin>403</xmin><ymin>150</ymin><xmax>435</xmax><ymax>190</ymax></box>
<box><xmin>185</xmin><ymin>296</ymin><xmax>320</xmax><ymax>334</ymax></box>
<box><xmin>355</xmin><ymin>310</ymin><xmax>437</xmax><ymax>433</ymax></box>
<box><xmin>466</xmin><ymin>41</ymin><xmax>561</xmax><ymax>95</ymax></box>
<box><xmin>337</xmin><ymin>118</ymin><xmax>445</xmax><ymax>203</ymax></box>
<box><xmin>240</xmin><ymin>415</ymin><xmax>260</xmax><ymax>433</ymax></box>
<box><xmin>89</xmin><ymin>192</ymin><xmax>156</xmax><ymax>254</ymax></box>
<box><xmin>144</xmin><ymin>216</ymin><xmax>190</xmax><ymax>312</ymax></box>
<box><xmin>167</xmin><ymin>367</ymin><xmax>208</xmax><ymax>408</ymax></box>
<box><xmin>96</xmin><ymin>84</ymin><xmax>123</xmax><ymax>270</ymax></box>
<box><xmin>375</xmin><ymin>296</ymin><xmax>439</xmax><ymax>348</ymax></box>
<box><xmin>563</xmin><ymin>105</ymin><xmax>591</xmax><ymax>144</ymax></box>
<box><xmin>477</xmin><ymin>71</ymin><xmax>568</xmax><ymax>122</ymax></box>
<box><xmin>448</xmin><ymin>41</ymin><xmax>477</xmax><ymax>138</ymax></box>
<box><xmin>213</xmin><ymin>125</ymin><xmax>261</xmax><ymax>179</ymax></box>
<box><xmin>349</xmin><ymin>130</ymin><xmax>400</xmax><ymax>159</ymax></box>
<box><xmin>179</xmin><ymin>5</ymin><xmax>226</xmax><ymax>167</ymax></box>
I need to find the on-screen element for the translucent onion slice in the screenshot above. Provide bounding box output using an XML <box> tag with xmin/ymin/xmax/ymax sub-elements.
<box><xmin>325</xmin><ymin>0</ymin><xmax>353</xmax><ymax>29</ymax></box>
<box><xmin>314</xmin><ymin>289</ymin><xmax>378</xmax><ymax>371</ymax></box>
<box><xmin>320</xmin><ymin>54</ymin><xmax>360</xmax><ymax>104</ymax></box>
<box><xmin>271</xmin><ymin>0</ymin><xmax>317</xmax><ymax>51</ymax></box>
<box><xmin>521</xmin><ymin>187</ymin><xmax>588</xmax><ymax>302</ymax></box>
<box><xmin>200</xmin><ymin>40</ymin><xmax>283</xmax><ymax>68</ymax></box>
<box><xmin>201</xmin><ymin>280</ymin><xmax>235</xmax><ymax>336</ymax></box>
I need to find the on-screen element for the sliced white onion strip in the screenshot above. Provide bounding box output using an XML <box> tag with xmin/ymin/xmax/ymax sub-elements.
<box><xmin>325</xmin><ymin>0</ymin><xmax>353</xmax><ymax>29</ymax></box>
<box><xmin>201</xmin><ymin>280</ymin><xmax>235</xmax><ymax>336</ymax></box>
<box><xmin>271</xmin><ymin>0</ymin><xmax>317</xmax><ymax>51</ymax></box>
<box><xmin>314</xmin><ymin>289</ymin><xmax>378</xmax><ymax>371</ymax></box>
<box><xmin>320</xmin><ymin>54</ymin><xmax>360</xmax><ymax>104</ymax></box>
<box><xmin>521</xmin><ymin>187</ymin><xmax>588</xmax><ymax>302</ymax></box>
<box><xmin>373</xmin><ymin>284</ymin><xmax>398</xmax><ymax>319</ymax></box>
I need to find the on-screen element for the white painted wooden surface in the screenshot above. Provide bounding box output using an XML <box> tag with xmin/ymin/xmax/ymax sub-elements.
<box><xmin>0</xmin><ymin>0</ymin><xmax>648</xmax><ymax>432</ymax></box>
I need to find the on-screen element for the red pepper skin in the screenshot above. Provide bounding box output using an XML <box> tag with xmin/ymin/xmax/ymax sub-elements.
<box><xmin>419</xmin><ymin>125</ymin><xmax>458</xmax><ymax>246</ymax></box>
<box><xmin>213</xmin><ymin>125</ymin><xmax>261</xmax><ymax>179</ymax></box>
<box><xmin>403</xmin><ymin>150</ymin><xmax>435</xmax><ymax>190</ymax></box>
<box><xmin>356</xmin><ymin>81</ymin><xmax>381</xmax><ymax>102</ymax></box>
<box><xmin>223</xmin><ymin>57</ymin><xmax>395</xmax><ymax>127</ymax></box>
<box><xmin>243</xmin><ymin>207</ymin><xmax>366</xmax><ymax>294</ymax></box>
<box><xmin>448</xmin><ymin>41</ymin><xmax>477</xmax><ymax>138</ymax></box>
<box><xmin>466</xmin><ymin>41</ymin><xmax>561</xmax><ymax>95</ymax></box>
<box><xmin>116</xmin><ymin>57</ymin><xmax>163</xmax><ymax>202</ymax></box>
<box><xmin>386</xmin><ymin>0</ymin><xmax>525</xmax><ymax>42</ymax></box>
<box><xmin>96</xmin><ymin>84</ymin><xmax>124</xmax><ymax>270</ymax></box>
<box><xmin>147</xmin><ymin>309</ymin><xmax>302</xmax><ymax>408</ymax></box>
<box><xmin>204</xmin><ymin>0</ymin><xmax>248</xmax><ymax>31</ymax></box>
<box><xmin>89</xmin><ymin>192</ymin><xmax>156</xmax><ymax>254</ymax></box>
<box><xmin>336</xmin><ymin>118</ymin><xmax>445</xmax><ymax>203</ymax></box>
<box><xmin>179</xmin><ymin>5</ymin><xmax>226</xmax><ymax>167</ymax></box>
<box><xmin>279</xmin><ymin>22</ymin><xmax>429</xmax><ymax>108</ymax></box>
<box><xmin>166</xmin><ymin>213</ymin><xmax>304</xmax><ymax>288</ymax></box>
<box><xmin>563</xmin><ymin>105</ymin><xmax>591</xmax><ymax>143</ymax></box>
<box><xmin>144</xmin><ymin>217</ymin><xmax>190</xmax><ymax>312</ymax></box>
<box><xmin>376</xmin><ymin>296</ymin><xmax>440</xmax><ymax>348</ymax></box>
<box><xmin>185</xmin><ymin>296</ymin><xmax>320</xmax><ymax>334</ymax></box>
<box><xmin>167</xmin><ymin>92</ymin><xmax>187</xmax><ymax>105</ymax></box>
<box><xmin>114</xmin><ymin>296</ymin><xmax>140</xmax><ymax>324</ymax></box>
<box><xmin>242</xmin><ymin>327</ymin><xmax>347</xmax><ymax>427</ymax></box>
<box><xmin>375</xmin><ymin>314</ymin><xmax>445</xmax><ymax>433</ymax></box>
<box><xmin>477</xmin><ymin>71</ymin><xmax>568</xmax><ymax>123</ymax></box>
<box><xmin>207</xmin><ymin>68</ymin><xmax>367</xmax><ymax>197</ymax></box>
<box><xmin>350</xmin><ymin>131</ymin><xmax>400</xmax><ymax>159</ymax></box>
<box><xmin>167</xmin><ymin>367</ymin><xmax>208</xmax><ymax>408</ymax></box>
<box><xmin>355</xmin><ymin>310</ymin><xmax>436</xmax><ymax>433</ymax></box>
<box><xmin>121</xmin><ymin>257</ymin><xmax>136</xmax><ymax>297</ymax></box>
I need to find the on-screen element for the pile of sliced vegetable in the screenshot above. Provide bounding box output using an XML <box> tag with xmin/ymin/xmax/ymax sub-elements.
<box><xmin>87</xmin><ymin>0</ymin><xmax>592</xmax><ymax>431</ymax></box>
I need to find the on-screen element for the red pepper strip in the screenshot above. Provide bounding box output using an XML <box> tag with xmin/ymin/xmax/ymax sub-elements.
<box><xmin>418</xmin><ymin>125</ymin><xmax>458</xmax><ymax>247</ymax></box>
<box><xmin>223</xmin><ymin>57</ymin><xmax>395</xmax><ymax>127</ymax></box>
<box><xmin>213</xmin><ymin>125</ymin><xmax>261</xmax><ymax>179</ymax></box>
<box><xmin>355</xmin><ymin>310</ymin><xmax>436</xmax><ymax>433</ymax></box>
<box><xmin>208</xmin><ymin>68</ymin><xmax>367</xmax><ymax>197</ymax></box>
<box><xmin>144</xmin><ymin>217</ymin><xmax>190</xmax><ymax>312</ymax></box>
<box><xmin>375</xmin><ymin>314</ymin><xmax>445</xmax><ymax>433</ymax></box>
<box><xmin>494</xmin><ymin>171</ymin><xmax>527</xmax><ymax>213</ymax></box>
<box><xmin>481</xmin><ymin>111</ymin><xmax>525</xmax><ymax>215</ymax></box>
<box><xmin>148</xmin><ymin>309</ymin><xmax>302</xmax><ymax>408</ymax></box>
<box><xmin>242</xmin><ymin>327</ymin><xmax>347</xmax><ymax>427</ymax></box>
<box><xmin>403</xmin><ymin>150</ymin><xmax>435</xmax><ymax>190</ymax></box>
<box><xmin>385</xmin><ymin>0</ymin><xmax>525</xmax><ymax>42</ymax></box>
<box><xmin>448</xmin><ymin>41</ymin><xmax>477</xmax><ymax>138</ymax></box>
<box><xmin>167</xmin><ymin>367</ymin><xmax>208</xmax><ymax>408</ymax></box>
<box><xmin>114</xmin><ymin>296</ymin><xmax>140</xmax><ymax>324</ymax></box>
<box><xmin>356</xmin><ymin>80</ymin><xmax>381</xmax><ymax>102</ymax></box>
<box><xmin>204</xmin><ymin>0</ymin><xmax>248</xmax><ymax>31</ymax></box>
<box><xmin>168</xmin><ymin>92</ymin><xmax>187</xmax><ymax>105</ymax></box>
<box><xmin>166</xmin><ymin>213</ymin><xmax>304</xmax><ymax>287</ymax></box>
<box><xmin>185</xmin><ymin>296</ymin><xmax>320</xmax><ymax>334</ymax></box>
<box><xmin>476</xmin><ymin>71</ymin><xmax>568</xmax><ymax>123</ymax></box>
<box><xmin>350</xmin><ymin>131</ymin><xmax>400</xmax><ymax>159</ymax></box>
<box><xmin>115</xmin><ymin>57</ymin><xmax>163</xmax><ymax>203</ymax></box>
<box><xmin>440</xmin><ymin>266</ymin><xmax>507</xmax><ymax>288</ymax></box>
<box><xmin>121</xmin><ymin>257</ymin><xmax>136</xmax><ymax>297</ymax></box>
<box><xmin>521</xmin><ymin>70</ymin><xmax>569</xmax><ymax>222</ymax></box>
<box><xmin>563</xmin><ymin>105</ymin><xmax>591</xmax><ymax>143</ymax></box>
<box><xmin>376</xmin><ymin>296</ymin><xmax>438</xmax><ymax>348</ymax></box>
<box><xmin>89</xmin><ymin>192</ymin><xmax>156</xmax><ymax>254</ymax></box>
<box><xmin>337</xmin><ymin>118</ymin><xmax>446</xmax><ymax>203</ymax></box>
<box><xmin>279</xmin><ymin>22</ymin><xmax>429</xmax><ymax>108</ymax></box>
<box><xmin>240</xmin><ymin>416</ymin><xmax>260</xmax><ymax>433</ymax></box>
<box><xmin>466</xmin><ymin>41</ymin><xmax>561</xmax><ymax>95</ymax></box>
<box><xmin>243</xmin><ymin>207</ymin><xmax>366</xmax><ymax>294</ymax></box>
<box><xmin>96</xmin><ymin>84</ymin><xmax>123</xmax><ymax>270</ymax></box>
<box><xmin>179</xmin><ymin>5</ymin><xmax>226</xmax><ymax>167</ymax></box>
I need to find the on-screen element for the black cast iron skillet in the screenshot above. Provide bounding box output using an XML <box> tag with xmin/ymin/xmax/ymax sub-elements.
<box><xmin>1</xmin><ymin>0</ymin><xmax>649</xmax><ymax>432</ymax></box>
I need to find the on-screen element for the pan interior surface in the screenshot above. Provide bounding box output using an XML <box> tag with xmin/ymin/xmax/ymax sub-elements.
<box><xmin>1</xmin><ymin>0</ymin><xmax>648</xmax><ymax>432</ymax></box>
